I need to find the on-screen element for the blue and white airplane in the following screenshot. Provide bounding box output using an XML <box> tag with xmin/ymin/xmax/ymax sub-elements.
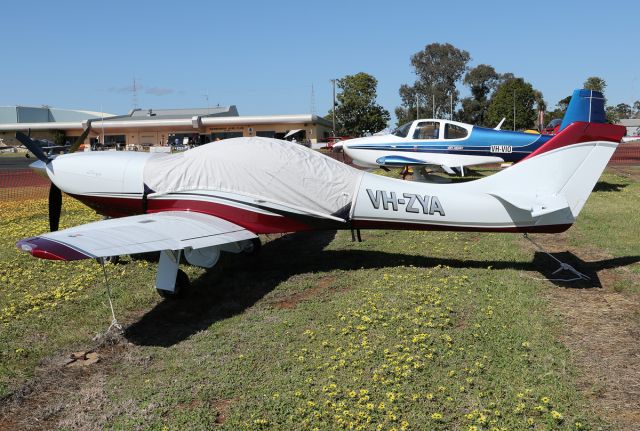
<box><xmin>340</xmin><ymin>89</ymin><xmax>607</xmax><ymax>175</ymax></box>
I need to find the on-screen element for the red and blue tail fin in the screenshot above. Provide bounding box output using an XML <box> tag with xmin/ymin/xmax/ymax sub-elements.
<box><xmin>558</xmin><ymin>89</ymin><xmax>606</xmax><ymax>132</ymax></box>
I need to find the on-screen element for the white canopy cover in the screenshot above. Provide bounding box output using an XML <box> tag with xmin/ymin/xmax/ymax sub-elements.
<box><xmin>144</xmin><ymin>137</ymin><xmax>363</xmax><ymax>218</ymax></box>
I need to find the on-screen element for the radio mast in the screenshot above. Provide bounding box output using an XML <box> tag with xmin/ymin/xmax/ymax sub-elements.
<box><xmin>132</xmin><ymin>77</ymin><xmax>139</xmax><ymax>109</ymax></box>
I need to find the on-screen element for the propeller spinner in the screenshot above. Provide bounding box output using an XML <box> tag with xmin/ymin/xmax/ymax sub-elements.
<box><xmin>15</xmin><ymin>126</ymin><xmax>91</xmax><ymax>231</ymax></box>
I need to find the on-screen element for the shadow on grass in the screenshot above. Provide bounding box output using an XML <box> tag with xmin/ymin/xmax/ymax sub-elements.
<box><xmin>125</xmin><ymin>230</ymin><xmax>640</xmax><ymax>347</ymax></box>
<box><xmin>593</xmin><ymin>181</ymin><xmax>628</xmax><ymax>192</ymax></box>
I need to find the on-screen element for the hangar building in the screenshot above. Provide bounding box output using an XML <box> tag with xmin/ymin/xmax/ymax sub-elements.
<box><xmin>0</xmin><ymin>105</ymin><xmax>333</xmax><ymax>149</ymax></box>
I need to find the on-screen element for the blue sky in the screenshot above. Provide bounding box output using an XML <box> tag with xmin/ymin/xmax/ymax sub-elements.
<box><xmin>2</xmin><ymin>0</ymin><xmax>638</xmax><ymax>124</ymax></box>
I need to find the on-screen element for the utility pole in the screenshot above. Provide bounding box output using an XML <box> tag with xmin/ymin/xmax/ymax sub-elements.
<box><xmin>416</xmin><ymin>94</ymin><xmax>419</xmax><ymax>119</ymax></box>
<box><xmin>513</xmin><ymin>90</ymin><xmax>516</xmax><ymax>131</ymax></box>
<box><xmin>203</xmin><ymin>94</ymin><xmax>209</xmax><ymax>115</ymax></box>
<box><xmin>331</xmin><ymin>79</ymin><xmax>336</xmax><ymax>137</ymax></box>
<box><xmin>310</xmin><ymin>84</ymin><xmax>316</xmax><ymax>116</ymax></box>
<box><xmin>432</xmin><ymin>94</ymin><xmax>435</xmax><ymax>118</ymax></box>
<box><xmin>450</xmin><ymin>93</ymin><xmax>453</xmax><ymax>120</ymax></box>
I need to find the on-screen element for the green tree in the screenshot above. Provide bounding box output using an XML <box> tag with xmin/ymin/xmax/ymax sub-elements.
<box><xmin>486</xmin><ymin>78</ymin><xmax>536</xmax><ymax>130</ymax></box>
<box><xmin>605</xmin><ymin>106</ymin><xmax>620</xmax><ymax>124</ymax></box>
<box><xmin>51</xmin><ymin>130</ymin><xmax>67</xmax><ymax>147</ymax></box>
<box><xmin>327</xmin><ymin>73</ymin><xmax>390</xmax><ymax>136</ymax></box>
<box><xmin>458</xmin><ymin>64</ymin><xmax>500</xmax><ymax>125</ymax></box>
<box><xmin>465</xmin><ymin>64</ymin><xmax>500</xmax><ymax>101</ymax></box>
<box><xmin>614</xmin><ymin>103</ymin><xmax>633</xmax><ymax>119</ymax></box>
<box><xmin>543</xmin><ymin>95</ymin><xmax>572</xmax><ymax>125</ymax></box>
<box><xmin>395</xmin><ymin>43</ymin><xmax>470</xmax><ymax>126</ymax></box>
<box><xmin>582</xmin><ymin>77</ymin><xmax>621</xmax><ymax>123</ymax></box>
<box><xmin>583</xmin><ymin>76</ymin><xmax>607</xmax><ymax>93</ymax></box>
<box><xmin>556</xmin><ymin>95</ymin><xmax>572</xmax><ymax>111</ymax></box>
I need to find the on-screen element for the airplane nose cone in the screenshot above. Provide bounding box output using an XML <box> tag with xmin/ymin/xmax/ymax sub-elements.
<box><xmin>29</xmin><ymin>160</ymin><xmax>49</xmax><ymax>179</ymax></box>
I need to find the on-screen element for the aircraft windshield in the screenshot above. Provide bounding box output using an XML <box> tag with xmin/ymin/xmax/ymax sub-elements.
<box><xmin>392</xmin><ymin>122</ymin><xmax>412</xmax><ymax>138</ymax></box>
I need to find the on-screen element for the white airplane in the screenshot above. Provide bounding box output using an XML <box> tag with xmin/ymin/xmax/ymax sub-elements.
<box><xmin>15</xmin><ymin>112</ymin><xmax>624</xmax><ymax>297</ymax></box>
<box><xmin>339</xmin><ymin>89</ymin><xmax>607</xmax><ymax>175</ymax></box>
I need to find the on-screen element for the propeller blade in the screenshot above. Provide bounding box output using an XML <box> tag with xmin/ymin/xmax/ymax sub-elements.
<box><xmin>15</xmin><ymin>132</ymin><xmax>51</xmax><ymax>163</ymax></box>
<box><xmin>68</xmin><ymin>125</ymin><xmax>92</xmax><ymax>153</ymax></box>
<box><xmin>49</xmin><ymin>184</ymin><xmax>62</xmax><ymax>231</ymax></box>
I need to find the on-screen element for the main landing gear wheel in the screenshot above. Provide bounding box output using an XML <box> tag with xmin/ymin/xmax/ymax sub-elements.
<box><xmin>95</xmin><ymin>255</ymin><xmax>120</xmax><ymax>265</ymax></box>
<box><xmin>242</xmin><ymin>238</ymin><xmax>262</xmax><ymax>256</ymax></box>
<box><xmin>157</xmin><ymin>269</ymin><xmax>190</xmax><ymax>299</ymax></box>
<box><xmin>104</xmin><ymin>255</ymin><xmax>120</xmax><ymax>264</ymax></box>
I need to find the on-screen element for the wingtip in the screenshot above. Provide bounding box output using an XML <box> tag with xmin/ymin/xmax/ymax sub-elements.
<box><xmin>16</xmin><ymin>237</ymin><xmax>90</xmax><ymax>261</ymax></box>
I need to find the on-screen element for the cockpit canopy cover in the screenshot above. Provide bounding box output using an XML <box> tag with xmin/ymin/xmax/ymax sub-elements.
<box><xmin>144</xmin><ymin>137</ymin><xmax>362</xmax><ymax>217</ymax></box>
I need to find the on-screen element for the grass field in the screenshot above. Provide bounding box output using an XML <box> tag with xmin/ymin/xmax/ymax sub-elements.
<box><xmin>0</xmin><ymin>168</ymin><xmax>638</xmax><ymax>430</ymax></box>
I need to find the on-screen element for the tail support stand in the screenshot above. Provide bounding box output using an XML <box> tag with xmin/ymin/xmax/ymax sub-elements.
<box><xmin>98</xmin><ymin>258</ymin><xmax>123</xmax><ymax>334</ymax></box>
<box><xmin>523</xmin><ymin>233</ymin><xmax>590</xmax><ymax>282</ymax></box>
<box><xmin>350</xmin><ymin>229</ymin><xmax>362</xmax><ymax>242</ymax></box>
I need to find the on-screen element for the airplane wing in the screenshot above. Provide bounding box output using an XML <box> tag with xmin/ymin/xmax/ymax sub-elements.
<box><xmin>375</xmin><ymin>155</ymin><xmax>459</xmax><ymax>176</ymax></box>
<box><xmin>17</xmin><ymin>211</ymin><xmax>257</xmax><ymax>261</ymax></box>
<box><xmin>375</xmin><ymin>155</ymin><xmax>433</xmax><ymax>167</ymax></box>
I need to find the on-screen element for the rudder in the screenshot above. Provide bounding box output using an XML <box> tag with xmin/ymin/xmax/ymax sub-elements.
<box><xmin>558</xmin><ymin>89</ymin><xmax>606</xmax><ymax>132</ymax></box>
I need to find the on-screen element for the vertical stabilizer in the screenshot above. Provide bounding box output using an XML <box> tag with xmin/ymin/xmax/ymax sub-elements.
<box><xmin>558</xmin><ymin>89</ymin><xmax>606</xmax><ymax>132</ymax></box>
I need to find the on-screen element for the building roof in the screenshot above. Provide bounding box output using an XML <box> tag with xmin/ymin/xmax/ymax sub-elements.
<box><xmin>619</xmin><ymin>118</ymin><xmax>640</xmax><ymax>127</ymax></box>
<box><xmin>0</xmin><ymin>106</ymin><xmax>115</xmax><ymax>124</ymax></box>
<box><xmin>129</xmin><ymin>106</ymin><xmax>238</xmax><ymax>119</ymax></box>
<box><xmin>0</xmin><ymin>107</ymin><xmax>332</xmax><ymax>132</ymax></box>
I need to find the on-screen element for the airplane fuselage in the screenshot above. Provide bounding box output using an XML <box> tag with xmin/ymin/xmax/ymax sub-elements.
<box><xmin>343</xmin><ymin>119</ymin><xmax>552</xmax><ymax>170</ymax></box>
<box><xmin>37</xmin><ymin>139</ymin><xmax>582</xmax><ymax>237</ymax></box>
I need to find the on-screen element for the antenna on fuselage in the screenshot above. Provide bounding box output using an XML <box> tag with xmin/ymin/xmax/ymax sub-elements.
<box><xmin>494</xmin><ymin>118</ymin><xmax>506</xmax><ymax>130</ymax></box>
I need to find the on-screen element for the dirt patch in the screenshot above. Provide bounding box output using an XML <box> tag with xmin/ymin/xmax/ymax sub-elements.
<box><xmin>609</xmin><ymin>166</ymin><xmax>640</xmax><ymax>182</ymax></box>
<box><xmin>0</xmin><ymin>334</ymin><xmax>130</xmax><ymax>431</ymax></box>
<box><xmin>519</xmin><ymin>235</ymin><xmax>640</xmax><ymax>430</ymax></box>
<box><xmin>213</xmin><ymin>398</ymin><xmax>234</xmax><ymax>424</ymax></box>
<box><xmin>270</xmin><ymin>276</ymin><xmax>336</xmax><ymax>309</ymax></box>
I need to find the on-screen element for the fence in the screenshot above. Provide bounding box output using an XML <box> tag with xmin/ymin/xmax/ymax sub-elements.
<box><xmin>0</xmin><ymin>169</ymin><xmax>50</xmax><ymax>201</ymax></box>
<box><xmin>1</xmin><ymin>144</ymin><xmax>639</xmax><ymax>203</ymax></box>
<box><xmin>610</xmin><ymin>142</ymin><xmax>640</xmax><ymax>165</ymax></box>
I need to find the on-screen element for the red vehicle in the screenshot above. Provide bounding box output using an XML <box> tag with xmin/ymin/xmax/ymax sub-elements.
<box><xmin>542</xmin><ymin>118</ymin><xmax>562</xmax><ymax>135</ymax></box>
<box><xmin>325</xmin><ymin>136</ymin><xmax>351</xmax><ymax>150</ymax></box>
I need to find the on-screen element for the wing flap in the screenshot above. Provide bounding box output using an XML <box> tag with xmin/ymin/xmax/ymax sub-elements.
<box><xmin>17</xmin><ymin>211</ymin><xmax>257</xmax><ymax>261</ymax></box>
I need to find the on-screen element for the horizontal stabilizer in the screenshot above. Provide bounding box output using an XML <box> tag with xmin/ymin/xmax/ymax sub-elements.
<box><xmin>489</xmin><ymin>191</ymin><xmax>570</xmax><ymax>218</ymax></box>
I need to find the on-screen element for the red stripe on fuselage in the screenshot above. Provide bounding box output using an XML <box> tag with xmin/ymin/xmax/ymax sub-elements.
<box><xmin>70</xmin><ymin>194</ymin><xmax>317</xmax><ymax>234</ymax></box>
<box><xmin>69</xmin><ymin>194</ymin><xmax>572</xmax><ymax>235</ymax></box>
<box><xmin>73</xmin><ymin>194</ymin><xmax>143</xmax><ymax>217</ymax></box>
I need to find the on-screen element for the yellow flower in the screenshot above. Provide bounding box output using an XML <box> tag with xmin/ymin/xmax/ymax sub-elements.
<box><xmin>551</xmin><ymin>410</ymin><xmax>564</xmax><ymax>421</ymax></box>
<box><xmin>431</xmin><ymin>412</ymin><xmax>443</xmax><ymax>421</ymax></box>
